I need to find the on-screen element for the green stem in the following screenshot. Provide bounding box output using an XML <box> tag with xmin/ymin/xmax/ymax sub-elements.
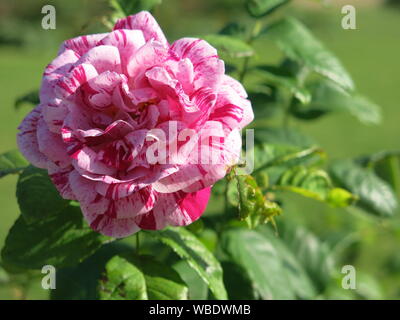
<box><xmin>224</xmin><ymin>178</ymin><xmax>229</xmax><ymax>216</ymax></box>
<box><xmin>239</xmin><ymin>20</ymin><xmax>263</xmax><ymax>83</ymax></box>
<box><xmin>282</xmin><ymin>103</ymin><xmax>291</xmax><ymax>129</ymax></box>
<box><xmin>239</xmin><ymin>57</ymin><xmax>250</xmax><ymax>83</ymax></box>
<box><xmin>136</xmin><ymin>232</ymin><xmax>140</xmax><ymax>255</ymax></box>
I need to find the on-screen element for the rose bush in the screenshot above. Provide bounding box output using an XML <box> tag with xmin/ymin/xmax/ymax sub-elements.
<box><xmin>17</xmin><ymin>11</ymin><xmax>253</xmax><ymax>237</ymax></box>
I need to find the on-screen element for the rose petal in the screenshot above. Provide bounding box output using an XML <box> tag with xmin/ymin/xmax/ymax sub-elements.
<box><xmin>17</xmin><ymin>106</ymin><xmax>49</xmax><ymax>169</ymax></box>
<box><xmin>48</xmin><ymin>166</ymin><xmax>76</xmax><ymax>200</ymax></box>
<box><xmin>135</xmin><ymin>187</ymin><xmax>210</xmax><ymax>230</ymax></box>
<box><xmin>113</xmin><ymin>11</ymin><xmax>168</xmax><ymax>47</ymax></box>
<box><xmin>170</xmin><ymin>38</ymin><xmax>225</xmax><ymax>90</ymax></box>
<box><xmin>77</xmin><ymin>45</ymin><xmax>121</xmax><ymax>74</ymax></box>
<box><xmin>59</xmin><ymin>34</ymin><xmax>108</xmax><ymax>56</ymax></box>
<box><xmin>37</xmin><ymin>117</ymin><xmax>71</xmax><ymax>168</ymax></box>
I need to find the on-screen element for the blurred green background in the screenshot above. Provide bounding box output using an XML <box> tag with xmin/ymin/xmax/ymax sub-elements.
<box><xmin>0</xmin><ymin>0</ymin><xmax>399</xmax><ymax>299</ymax></box>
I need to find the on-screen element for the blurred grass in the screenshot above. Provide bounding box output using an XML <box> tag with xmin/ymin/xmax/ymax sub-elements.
<box><xmin>0</xmin><ymin>0</ymin><xmax>399</xmax><ymax>299</ymax></box>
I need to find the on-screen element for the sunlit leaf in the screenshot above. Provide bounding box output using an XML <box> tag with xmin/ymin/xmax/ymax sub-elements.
<box><xmin>149</xmin><ymin>227</ymin><xmax>227</xmax><ymax>300</ymax></box>
<box><xmin>357</xmin><ymin>151</ymin><xmax>400</xmax><ymax>195</ymax></box>
<box><xmin>99</xmin><ymin>255</ymin><xmax>147</xmax><ymax>300</ymax></box>
<box><xmin>99</xmin><ymin>254</ymin><xmax>188</xmax><ymax>300</ymax></box>
<box><xmin>221</xmin><ymin>227</ymin><xmax>316</xmax><ymax>299</ymax></box>
<box><xmin>278</xmin><ymin>222</ymin><xmax>335</xmax><ymax>292</ymax></box>
<box><xmin>246</xmin><ymin>0</ymin><xmax>291</xmax><ymax>18</ymax></box>
<box><xmin>0</xmin><ymin>150</ymin><xmax>28</xmax><ymax>179</ymax></box>
<box><xmin>267</xmin><ymin>17</ymin><xmax>354</xmax><ymax>90</ymax></box>
<box><xmin>1</xmin><ymin>206</ymin><xmax>112</xmax><ymax>271</ymax></box>
<box><xmin>203</xmin><ymin>34</ymin><xmax>254</xmax><ymax>59</ymax></box>
<box><xmin>108</xmin><ymin>0</ymin><xmax>162</xmax><ymax>22</ymax></box>
<box><xmin>330</xmin><ymin>159</ymin><xmax>398</xmax><ymax>216</ymax></box>
<box><xmin>254</xmin><ymin>65</ymin><xmax>311</xmax><ymax>104</ymax></box>
<box><xmin>254</xmin><ymin>127</ymin><xmax>315</xmax><ymax>148</ymax></box>
<box><xmin>275</xmin><ymin>166</ymin><xmax>356</xmax><ymax>207</ymax></box>
<box><xmin>16</xmin><ymin>166</ymin><xmax>70</xmax><ymax>223</ymax></box>
<box><xmin>290</xmin><ymin>79</ymin><xmax>381</xmax><ymax>124</ymax></box>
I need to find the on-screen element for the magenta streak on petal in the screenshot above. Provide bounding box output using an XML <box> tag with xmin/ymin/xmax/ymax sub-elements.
<box><xmin>92</xmin><ymin>193</ymin><xmax>103</xmax><ymax>204</ymax></box>
<box><xmin>211</xmin><ymin>104</ymin><xmax>243</xmax><ymax>122</ymax></box>
<box><xmin>137</xmin><ymin>211</ymin><xmax>157</xmax><ymax>230</ymax></box>
<box><xmin>16</xmin><ymin>11</ymin><xmax>253</xmax><ymax>238</ymax></box>
<box><xmin>58</xmin><ymin>80</ymin><xmax>74</xmax><ymax>95</ymax></box>
<box><xmin>181</xmin><ymin>39</ymin><xmax>202</xmax><ymax>58</ymax></box>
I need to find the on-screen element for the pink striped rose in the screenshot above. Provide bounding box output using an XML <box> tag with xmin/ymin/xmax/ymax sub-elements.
<box><xmin>17</xmin><ymin>11</ymin><xmax>253</xmax><ymax>237</ymax></box>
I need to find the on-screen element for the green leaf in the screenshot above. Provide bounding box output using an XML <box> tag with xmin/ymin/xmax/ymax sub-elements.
<box><xmin>51</xmin><ymin>243</ymin><xmax>132</xmax><ymax>300</ymax></box>
<box><xmin>173</xmin><ymin>260</ymin><xmax>208</xmax><ymax>300</ymax></box>
<box><xmin>267</xmin><ymin>17</ymin><xmax>354</xmax><ymax>90</ymax></box>
<box><xmin>16</xmin><ymin>166</ymin><xmax>70</xmax><ymax>223</ymax></box>
<box><xmin>0</xmin><ymin>264</ymin><xmax>9</xmax><ymax>285</ymax></box>
<box><xmin>219</xmin><ymin>22</ymin><xmax>247</xmax><ymax>38</ymax></box>
<box><xmin>99</xmin><ymin>255</ymin><xmax>147</xmax><ymax>300</ymax></box>
<box><xmin>249</xmin><ymin>141</ymin><xmax>354</xmax><ymax>208</ymax></box>
<box><xmin>323</xmin><ymin>271</ymin><xmax>384</xmax><ymax>300</ymax></box>
<box><xmin>254</xmin><ymin>65</ymin><xmax>311</xmax><ymax>104</ymax></box>
<box><xmin>254</xmin><ymin>127</ymin><xmax>315</xmax><ymax>148</ymax></box>
<box><xmin>275</xmin><ymin>166</ymin><xmax>356</xmax><ymax>207</ymax></box>
<box><xmin>221</xmin><ymin>261</ymin><xmax>256</xmax><ymax>300</ymax></box>
<box><xmin>358</xmin><ymin>150</ymin><xmax>400</xmax><ymax>166</ymax></box>
<box><xmin>278</xmin><ymin>222</ymin><xmax>335</xmax><ymax>292</ymax></box>
<box><xmin>251</xmin><ymin>143</ymin><xmax>325</xmax><ymax>190</ymax></box>
<box><xmin>221</xmin><ymin>228</ymin><xmax>316</xmax><ymax>299</ymax></box>
<box><xmin>109</xmin><ymin>0</ymin><xmax>162</xmax><ymax>20</ymax></box>
<box><xmin>248</xmin><ymin>86</ymin><xmax>282</xmax><ymax>119</ymax></box>
<box><xmin>357</xmin><ymin>151</ymin><xmax>400</xmax><ymax>195</ymax></box>
<box><xmin>99</xmin><ymin>254</ymin><xmax>189</xmax><ymax>300</ymax></box>
<box><xmin>246</xmin><ymin>0</ymin><xmax>291</xmax><ymax>18</ymax></box>
<box><xmin>253</xmin><ymin>144</ymin><xmax>325</xmax><ymax>176</ymax></box>
<box><xmin>354</xmin><ymin>272</ymin><xmax>384</xmax><ymax>300</ymax></box>
<box><xmin>149</xmin><ymin>227</ymin><xmax>227</xmax><ymax>300</ymax></box>
<box><xmin>232</xmin><ymin>173</ymin><xmax>281</xmax><ymax>228</ymax></box>
<box><xmin>203</xmin><ymin>34</ymin><xmax>254</xmax><ymax>59</ymax></box>
<box><xmin>1</xmin><ymin>206</ymin><xmax>111</xmax><ymax>271</ymax></box>
<box><xmin>330</xmin><ymin>160</ymin><xmax>398</xmax><ymax>216</ymax></box>
<box><xmin>14</xmin><ymin>90</ymin><xmax>39</xmax><ymax>109</ymax></box>
<box><xmin>290</xmin><ymin>80</ymin><xmax>381</xmax><ymax>124</ymax></box>
<box><xmin>130</xmin><ymin>255</ymin><xmax>189</xmax><ymax>300</ymax></box>
<box><xmin>0</xmin><ymin>150</ymin><xmax>28</xmax><ymax>179</ymax></box>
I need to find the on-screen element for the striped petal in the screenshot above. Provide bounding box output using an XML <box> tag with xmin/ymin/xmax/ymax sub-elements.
<box><xmin>77</xmin><ymin>45</ymin><xmax>121</xmax><ymax>74</ymax></box>
<box><xmin>170</xmin><ymin>38</ymin><xmax>225</xmax><ymax>90</ymax></box>
<box><xmin>126</xmin><ymin>40</ymin><xmax>168</xmax><ymax>80</ymax></box>
<box><xmin>48</xmin><ymin>166</ymin><xmax>76</xmax><ymax>200</ymax></box>
<box><xmin>170</xmin><ymin>187</ymin><xmax>211</xmax><ymax>226</ymax></box>
<box><xmin>69</xmin><ymin>171</ymin><xmax>143</xmax><ymax>237</ymax></box>
<box><xmin>135</xmin><ymin>187</ymin><xmax>211</xmax><ymax>230</ymax></box>
<box><xmin>37</xmin><ymin>117</ymin><xmax>71</xmax><ymax>168</ymax></box>
<box><xmin>59</xmin><ymin>33</ymin><xmax>108</xmax><ymax>56</ymax></box>
<box><xmin>17</xmin><ymin>106</ymin><xmax>49</xmax><ymax>169</ymax></box>
<box><xmin>99</xmin><ymin>29</ymin><xmax>146</xmax><ymax>72</ymax></box>
<box><xmin>40</xmin><ymin>49</ymin><xmax>78</xmax><ymax>104</ymax></box>
<box><xmin>113</xmin><ymin>11</ymin><xmax>168</xmax><ymax>47</ymax></box>
<box><xmin>55</xmin><ymin>63</ymin><xmax>98</xmax><ymax>99</ymax></box>
<box><xmin>152</xmin><ymin>164</ymin><xmax>203</xmax><ymax>193</ymax></box>
<box><xmin>82</xmin><ymin>71</ymin><xmax>126</xmax><ymax>109</ymax></box>
<box><xmin>41</xmin><ymin>99</ymin><xmax>68</xmax><ymax>133</ymax></box>
<box><xmin>72</xmin><ymin>146</ymin><xmax>116</xmax><ymax>176</ymax></box>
